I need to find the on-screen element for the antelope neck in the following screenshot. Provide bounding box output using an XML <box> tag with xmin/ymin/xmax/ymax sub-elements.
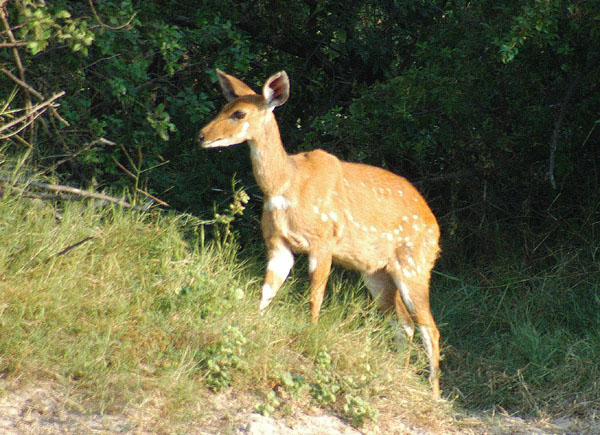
<box><xmin>248</xmin><ymin>116</ymin><xmax>295</xmax><ymax>197</ymax></box>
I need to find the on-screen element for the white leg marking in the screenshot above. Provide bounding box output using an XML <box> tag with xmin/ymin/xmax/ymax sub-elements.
<box><xmin>259</xmin><ymin>283</ymin><xmax>275</xmax><ymax>312</ymax></box>
<box><xmin>419</xmin><ymin>325</ymin><xmax>434</xmax><ymax>358</ymax></box>
<box><xmin>419</xmin><ymin>325</ymin><xmax>436</xmax><ymax>376</ymax></box>
<box><xmin>308</xmin><ymin>257</ymin><xmax>318</xmax><ymax>274</ymax></box>
<box><xmin>392</xmin><ymin>277</ymin><xmax>415</xmax><ymax>313</ymax></box>
<box><xmin>266</xmin><ymin>247</ymin><xmax>294</xmax><ymax>281</ymax></box>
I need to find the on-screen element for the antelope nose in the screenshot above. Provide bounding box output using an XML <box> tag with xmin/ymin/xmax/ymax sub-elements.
<box><xmin>197</xmin><ymin>132</ymin><xmax>205</xmax><ymax>144</ymax></box>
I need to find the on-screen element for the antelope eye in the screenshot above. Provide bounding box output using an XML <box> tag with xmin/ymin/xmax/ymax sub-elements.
<box><xmin>231</xmin><ymin>110</ymin><xmax>246</xmax><ymax>120</ymax></box>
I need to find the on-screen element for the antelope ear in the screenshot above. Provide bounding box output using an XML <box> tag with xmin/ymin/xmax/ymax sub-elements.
<box><xmin>262</xmin><ymin>71</ymin><xmax>290</xmax><ymax>110</ymax></box>
<box><xmin>216</xmin><ymin>69</ymin><xmax>257</xmax><ymax>102</ymax></box>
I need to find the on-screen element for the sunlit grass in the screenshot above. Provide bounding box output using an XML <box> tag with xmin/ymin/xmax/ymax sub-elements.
<box><xmin>0</xmin><ymin>195</ymin><xmax>450</xmax><ymax>431</ymax></box>
<box><xmin>2</xmin><ymin>191</ymin><xmax>596</xmax><ymax>430</ymax></box>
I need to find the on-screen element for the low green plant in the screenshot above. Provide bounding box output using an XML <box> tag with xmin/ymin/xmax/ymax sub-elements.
<box><xmin>278</xmin><ymin>370</ymin><xmax>307</xmax><ymax>398</ymax></box>
<box><xmin>343</xmin><ymin>394</ymin><xmax>379</xmax><ymax>428</ymax></box>
<box><xmin>309</xmin><ymin>350</ymin><xmax>341</xmax><ymax>405</ymax></box>
<box><xmin>201</xmin><ymin>326</ymin><xmax>249</xmax><ymax>392</ymax></box>
<box><xmin>254</xmin><ymin>390</ymin><xmax>281</xmax><ymax>417</ymax></box>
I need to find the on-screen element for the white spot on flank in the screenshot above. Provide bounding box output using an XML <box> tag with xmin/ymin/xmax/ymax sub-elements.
<box><xmin>397</xmin><ymin>189</ymin><xmax>404</xmax><ymax>196</ymax></box>
<box><xmin>412</xmin><ymin>224</ymin><xmax>420</xmax><ymax>231</ymax></box>
<box><xmin>321</xmin><ymin>213</ymin><xmax>329</xmax><ymax>222</ymax></box>
<box><xmin>393</xmin><ymin>229</ymin><xmax>400</xmax><ymax>235</ymax></box>
<box><xmin>362</xmin><ymin>225</ymin><xmax>368</xmax><ymax>231</ymax></box>
<box><xmin>386</xmin><ymin>233</ymin><xmax>393</xmax><ymax>241</ymax></box>
<box><xmin>265</xmin><ymin>195</ymin><xmax>291</xmax><ymax>211</ymax></box>
<box><xmin>313</xmin><ymin>205</ymin><xmax>320</xmax><ymax>214</ymax></box>
<box><xmin>308</xmin><ymin>257</ymin><xmax>318</xmax><ymax>274</ymax></box>
<box><xmin>329</xmin><ymin>212</ymin><xmax>338</xmax><ymax>222</ymax></box>
<box><xmin>360</xmin><ymin>182</ymin><xmax>366</xmax><ymax>187</ymax></box>
<box><xmin>370</xmin><ymin>226</ymin><xmax>377</xmax><ymax>232</ymax></box>
<box><xmin>407</xmin><ymin>257</ymin><xmax>416</xmax><ymax>267</ymax></box>
<box><xmin>413</xmin><ymin>215</ymin><xmax>419</xmax><ymax>220</ymax></box>
<box><xmin>402</xmin><ymin>216</ymin><xmax>410</xmax><ymax>222</ymax></box>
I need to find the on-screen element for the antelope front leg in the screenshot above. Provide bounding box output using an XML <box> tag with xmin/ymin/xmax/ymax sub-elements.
<box><xmin>259</xmin><ymin>242</ymin><xmax>294</xmax><ymax>313</ymax></box>
<box><xmin>308</xmin><ymin>252</ymin><xmax>333</xmax><ymax>322</ymax></box>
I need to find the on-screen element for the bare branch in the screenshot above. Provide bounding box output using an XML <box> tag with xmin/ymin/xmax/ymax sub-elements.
<box><xmin>0</xmin><ymin>174</ymin><xmax>156</xmax><ymax>211</ymax></box>
<box><xmin>36</xmin><ymin>137</ymin><xmax>116</xmax><ymax>177</ymax></box>
<box><xmin>0</xmin><ymin>92</ymin><xmax>65</xmax><ymax>135</ymax></box>
<box><xmin>1</xmin><ymin>67</ymin><xmax>45</xmax><ymax>100</ymax></box>
<box><xmin>88</xmin><ymin>0</ymin><xmax>137</xmax><ymax>30</ymax></box>
<box><xmin>0</xmin><ymin>41</ymin><xmax>27</xmax><ymax>48</ymax></box>
<box><xmin>1</xmin><ymin>68</ymin><xmax>71</xmax><ymax>127</ymax></box>
<box><xmin>44</xmin><ymin>237</ymin><xmax>94</xmax><ymax>263</ymax></box>
<box><xmin>0</xmin><ymin>3</ymin><xmax>34</xmax><ymax>137</ymax></box>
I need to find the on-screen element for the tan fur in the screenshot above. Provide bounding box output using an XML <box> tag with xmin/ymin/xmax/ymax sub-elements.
<box><xmin>199</xmin><ymin>70</ymin><xmax>442</xmax><ymax>399</ymax></box>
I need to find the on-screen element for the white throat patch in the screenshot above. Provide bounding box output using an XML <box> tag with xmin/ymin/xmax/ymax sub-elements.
<box><xmin>265</xmin><ymin>195</ymin><xmax>292</xmax><ymax>211</ymax></box>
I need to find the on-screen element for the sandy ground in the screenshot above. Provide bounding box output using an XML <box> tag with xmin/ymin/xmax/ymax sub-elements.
<box><xmin>1</xmin><ymin>381</ymin><xmax>598</xmax><ymax>434</ymax></box>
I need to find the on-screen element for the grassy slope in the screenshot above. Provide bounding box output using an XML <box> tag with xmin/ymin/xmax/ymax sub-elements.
<box><xmin>0</xmin><ymin>196</ymin><xmax>453</xmax><ymax>432</ymax></box>
<box><xmin>1</xmin><ymin>194</ymin><xmax>598</xmax><ymax>432</ymax></box>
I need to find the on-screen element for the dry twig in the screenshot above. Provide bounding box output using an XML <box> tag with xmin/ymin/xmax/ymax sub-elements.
<box><xmin>0</xmin><ymin>174</ymin><xmax>156</xmax><ymax>211</ymax></box>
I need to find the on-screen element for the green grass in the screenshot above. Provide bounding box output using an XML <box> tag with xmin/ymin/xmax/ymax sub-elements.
<box><xmin>1</xmin><ymin>191</ymin><xmax>598</xmax><ymax>432</ymax></box>
<box><xmin>0</xmin><ymin>194</ymin><xmax>451</xmax><ymax>432</ymax></box>
<box><xmin>437</xmin><ymin>252</ymin><xmax>600</xmax><ymax>416</ymax></box>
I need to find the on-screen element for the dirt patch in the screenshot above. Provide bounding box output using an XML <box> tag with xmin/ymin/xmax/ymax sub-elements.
<box><xmin>1</xmin><ymin>381</ymin><xmax>598</xmax><ymax>434</ymax></box>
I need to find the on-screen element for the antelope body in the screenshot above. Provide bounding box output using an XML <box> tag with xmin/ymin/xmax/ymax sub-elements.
<box><xmin>199</xmin><ymin>70</ymin><xmax>442</xmax><ymax>398</ymax></box>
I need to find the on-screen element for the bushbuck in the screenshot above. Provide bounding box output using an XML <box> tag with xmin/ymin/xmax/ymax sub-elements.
<box><xmin>198</xmin><ymin>70</ymin><xmax>442</xmax><ymax>398</ymax></box>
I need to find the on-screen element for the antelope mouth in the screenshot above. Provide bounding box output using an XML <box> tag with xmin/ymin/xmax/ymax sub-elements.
<box><xmin>200</xmin><ymin>138</ymin><xmax>238</xmax><ymax>149</ymax></box>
